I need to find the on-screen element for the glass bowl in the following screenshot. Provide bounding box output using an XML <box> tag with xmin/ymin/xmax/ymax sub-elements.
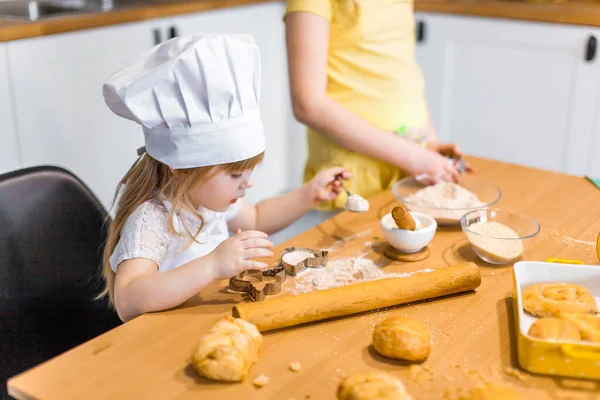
<box><xmin>392</xmin><ymin>175</ymin><xmax>502</xmax><ymax>226</ymax></box>
<box><xmin>461</xmin><ymin>208</ymin><xmax>541</xmax><ymax>265</ymax></box>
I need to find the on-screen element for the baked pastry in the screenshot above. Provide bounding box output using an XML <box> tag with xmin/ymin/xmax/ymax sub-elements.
<box><xmin>522</xmin><ymin>283</ymin><xmax>597</xmax><ymax>317</ymax></box>
<box><xmin>527</xmin><ymin>317</ymin><xmax>581</xmax><ymax>341</ymax></box>
<box><xmin>337</xmin><ymin>371</ymin><xmax>413</xmax><ymax>400</ymax></box>
<box><xmin>191</xmin><ymin>316</ymin><xmax>262</xmax><ymax>382</ymax></box>
<box><xmin>391</xmin><ymin>205</ymin><xmax>416</xmax><ymax>231</ymax></box>
<box><xmin>561</xmin><ymin>313</ymin><xmax>600</xmax><ymax>342</ymax></box>
<box><xmin>372</xmin><ymin>316</ymin><xmax>430</xmax><ymax>362</ymax></box>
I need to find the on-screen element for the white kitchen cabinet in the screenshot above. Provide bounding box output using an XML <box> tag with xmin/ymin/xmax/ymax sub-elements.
<box><xmin>162</xmin><ymin>2</ymin><xmax>292</xmax><ymax>202</ymax></box>
<box><xmin>587</xmin><ymin>85</ymin><xmax>600</xmax><ymax>179</ymax></box>
<box><xmin>0</xmin><ymin>44</ymin><xmax>20</xmax><ymax>175</ymax></box>
<box><xmin>415</xmin><ymin>13</ymin><xmax>600</xmax><ymax>176</ymax></box>
<box><xmin>7</xmin><ymin>22</ymin><xmax>154</xmax><ymax>210</ymax></box>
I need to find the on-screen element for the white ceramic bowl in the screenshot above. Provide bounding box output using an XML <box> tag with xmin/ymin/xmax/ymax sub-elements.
<box><xmin>380</xmin><ymin>211</ymin><xmax>437</xmax><ymax>253</ymax></box>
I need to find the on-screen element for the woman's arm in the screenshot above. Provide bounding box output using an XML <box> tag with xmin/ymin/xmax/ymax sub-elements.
<box><xmin>285</xmin><ymin>12</ymin><xmax>451</xmax><ymax>179</ymax></box>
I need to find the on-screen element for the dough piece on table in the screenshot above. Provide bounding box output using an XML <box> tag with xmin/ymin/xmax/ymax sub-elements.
<box><xmin>253</xmin><ymin>373</ymin><xmax>270</xmax><ymax>388</ymax></box>
<box><xmin>561</xmin><ymin>313</ymin><xmax>600</xmax><ymax>342</ymax></box>
<box><xmin>337</xmin><ymin>371</ymin><xmax>413</xmax><ymax>400</ymax></box>
<box><xmin>522</xmin><ymin>283</ymin><xmax>597</xmax><ymax>318</ymax></box>
<box><xmin>289</xmin><ymin>361</ymin><xmax>302</xmax><ymax>372</ymax></box>
<box><xmin>372</xmin><ymin>316</ymin><xmax>431</xmax><ymax>362</ymax></box>
<box><xmin>191</xmin><ymin>316</ymin><xmax>263</xmax><ymax>382</ymax></box>
<box><xmin>527</xmin><ymin>317</ymin><xmax>581</xmax><ymax>341</ymax></box>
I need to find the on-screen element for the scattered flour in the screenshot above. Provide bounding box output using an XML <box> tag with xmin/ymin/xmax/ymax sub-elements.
<box><xmin>291</xmin><ymin>257</ymin><xmax>434</xmax><ymax>294</ymax></box>
<box><xmin>404</xmin><ymin>182</ymin><xmax>483</xmax><ymax>222</ymax></box>
<box><xmin>466</xmin><ymin>221</ymin><xmax>523</xmax><ymax>263</ymax></box>
<box><xmin>561</xmin><ymin>236</ymin><xmax>595</xmax><ymax>247</ymax></box>
<box><xmin>325</xmin><ymin>228</ymin><xmax>374</xmax><ymax>252</ymax></box>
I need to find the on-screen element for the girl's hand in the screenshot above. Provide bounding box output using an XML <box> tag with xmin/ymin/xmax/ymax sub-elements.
<box><xmin>307</xmin><ymin>167</ymin><xmax>351</xmax><ymax>204</ymax></box>
<box><xmin>426</xmin><ymin>142</ymin><xmax>475</xmax><ymax>172</ymax></box>
<box><xmin>209</xmin><ymin>229</ymin><xmax>273</xmax><ymax>280</ymax></box>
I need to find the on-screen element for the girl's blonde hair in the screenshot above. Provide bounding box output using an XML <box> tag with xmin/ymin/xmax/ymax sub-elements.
<box><xmin>98</xmin><ymin>152</ymin><xmax>264</xmax><ymax>306</ymax></box>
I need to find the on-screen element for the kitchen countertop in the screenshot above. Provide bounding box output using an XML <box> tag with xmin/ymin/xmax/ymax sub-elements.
<box><xmin>1</xmin><ymin>0</ymin><xmax>600</xmax><ymax>42</ymax></box>
<box><xmin>0</xmin><ymin>0</ymin><xmax>279</xmax><ymax>42</ymax></box>
<box><xmin>415</xmin><ymin>0</ymin><xmax>600</xmax><ymax>28</ymax></box>
<box><xmin>8</xmin><ymin>157</ymin><xmax>600</xmax><ymax>400</ymax></box>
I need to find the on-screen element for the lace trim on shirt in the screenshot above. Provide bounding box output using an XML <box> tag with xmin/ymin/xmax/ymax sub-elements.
<box><xmin>136</xmin><ymin>198</ymin><xmax>172</xmax><ymax>265</ymax></box>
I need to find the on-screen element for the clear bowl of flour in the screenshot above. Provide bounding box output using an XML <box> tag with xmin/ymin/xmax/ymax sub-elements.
<box><xmin>392</xmin><ymin>175</ymin><xmax>501</xmax><ymax>226</ymax></box>
<box><xmin>461</xmin><ymin>208</ymin><xmax>540</xmax><ymax>265</ymax></box>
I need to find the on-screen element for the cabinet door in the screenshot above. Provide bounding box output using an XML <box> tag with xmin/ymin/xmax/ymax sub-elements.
<box><xmin>586</xmin><ymin>28</ymin><xmax>600</xmax><ymax>179</ymax></box>
<box><xmin>415</xmin><ymin>14</ymin><xmax>599</xmax><ymax>175</ymax></box>
<box><xmin>414</xmin><ymin>12</ymin><xmax>445</xmax><ymax>134</ymax></box>
<box><xmin>7</xmin><ymin>22</ymin><xmax>154</xmax><ymax>209</ymax></box>
<box><xmin>0</xmin><ymin>44</ymin><xmax>20</xmax><ymax>174</ymax></box>
<box><xmin>168</xmin><ymin>2</ymin><xmax>291</xmax><ymax>202</ymax></box>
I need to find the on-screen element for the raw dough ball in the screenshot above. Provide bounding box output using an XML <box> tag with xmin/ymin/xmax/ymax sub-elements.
<box><xmin>527</xmin><ymin>317</ymin><xmax>581</xmax><ymax>341</ymax></box>
<box><xmin>372</xmin><ymin>316</ymin><xmax>431</xmax><ymax>362</ymax></box>
<box><xmin>561</xmin><ymin>313</ymin><xmax>600</xmax><ymax>342</ymax></box>
<box><xmin>191</xmin><ymin>316</ymin><xmax>263</xmax><ymax>382</ymax></box>
<box><xmin>522</xmin><ymin>283</ymin><xmax>597</xmax><ymax>318</ymax></box>
<box><xmin>337</xmin><ymin>371</ymin><xmax>413</xmax><ymax>400</ymax></box>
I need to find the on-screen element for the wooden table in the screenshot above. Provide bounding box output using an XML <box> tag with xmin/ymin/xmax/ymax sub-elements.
<box><xmin>7</xmin><ymin>158</ymin><xmax>600</xmax><ymax>400</ymax></box>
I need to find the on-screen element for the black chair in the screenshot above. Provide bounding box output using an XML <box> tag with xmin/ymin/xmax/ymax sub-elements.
<box><xmin>0</xmin><ymin>166</ymin><xmax>122</xmax><ymax>399</ymax></box>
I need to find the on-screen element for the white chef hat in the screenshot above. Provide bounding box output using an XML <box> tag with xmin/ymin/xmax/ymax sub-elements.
<box><xmin>102</xmin><ymin>34</ymin><xmax>266</xmax><ymax>169</ymax></box>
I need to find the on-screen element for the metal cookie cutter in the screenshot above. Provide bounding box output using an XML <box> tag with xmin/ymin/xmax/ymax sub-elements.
<box><xmin>280</xmin><ymin>247</ymin><xmax>328</xmax><ymax>276</ymax></box>
<box><xmin>228</xmin><ymin>266</ymin><xmax>286</xmax><ymax>302</ymax></box>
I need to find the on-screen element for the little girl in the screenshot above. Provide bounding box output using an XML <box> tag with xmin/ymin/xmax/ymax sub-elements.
<box><xmin>99</xmin><ymin>34</ymin><xmax>349</xmax><ymax>322</ymax></box>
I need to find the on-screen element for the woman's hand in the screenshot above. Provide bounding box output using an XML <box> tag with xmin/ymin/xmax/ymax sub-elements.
<box><xmin>401</xmin><ymin>143</ymin><xmax>461</xmax><ymax>185</ymax></box>
<box><xmin>306</xmin><ymin>167</ymin><xmax>351</xmax><ymax>204</ymax></box>
<box><xmin>426</xmin><ymin>142</ymin><xmax>475</xmax><ymax>172</ymax></box>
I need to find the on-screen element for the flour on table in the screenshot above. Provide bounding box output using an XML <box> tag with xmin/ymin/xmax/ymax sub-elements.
<box><xmin>404</xmin><ymin>182</ymin><xmax>483</xmax><ymax>221</ymax></box>
<box><xmin>291</xmin><ymin>257</ymin><xmax>434</xmax><ymax>294</ymax></box>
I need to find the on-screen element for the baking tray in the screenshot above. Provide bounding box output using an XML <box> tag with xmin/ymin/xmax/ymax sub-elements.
<box><xmin>513</xmin><ymin>261</ymin><xmax>600</xmax><ymax>379</ymax></box>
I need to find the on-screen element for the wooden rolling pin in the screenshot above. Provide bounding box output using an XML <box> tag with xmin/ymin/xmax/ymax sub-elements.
<box><xmin>232</xmin><ymin>262</ymin><xmax>480</xmax><ymax>332</ymax></box>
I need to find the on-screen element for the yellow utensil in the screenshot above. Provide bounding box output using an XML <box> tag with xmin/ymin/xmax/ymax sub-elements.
<box><xmin>597</xmin><ymin>232</ymin><xmax>600</xmax><ymax>262</ymax></box>
<box><xmin>545</xmin><ymin>258</ymin><xmax>584</xmax><ymax>265</ymax></box>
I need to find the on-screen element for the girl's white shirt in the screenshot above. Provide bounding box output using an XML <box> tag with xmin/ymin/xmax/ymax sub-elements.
<box><xmin>109</xmin><ymin>197</ymin><xmax>241</xmax><ymax>273</ymax></box>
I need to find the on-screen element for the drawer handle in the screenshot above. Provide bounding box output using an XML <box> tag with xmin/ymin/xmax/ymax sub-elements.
<box><xmin>169</xmin><ymin>26</ymin><xmax>179</xmax><ymax>40</ymax></box>
<box><xmin>416</xmin><ymin>21</ymin><xmax>426</xmax><ymax>44</ymax></box>
<box><xmin>585</xmin><ymin>35</ymin><xmax>597</xmax><ymax>62</ymax></box>
<box><xmin>153</xmin><ymin>28</ymin><xmax>162</xmax><ymax>46</ymax></box>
